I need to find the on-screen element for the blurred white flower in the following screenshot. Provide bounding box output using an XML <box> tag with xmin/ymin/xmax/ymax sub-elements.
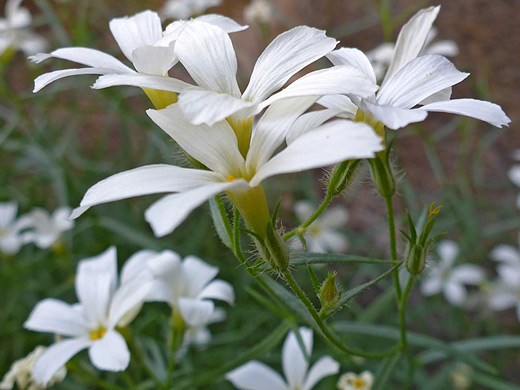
<box><xmin>451</xmin><ymin>363</ymin><xmax>473</xmax><ymax>390</ymax></box>
<box><xmin>421</xmin><ymin>240</ymin><xmax>485</xmax><ymax>306</ymax></box>
<box><xmin>24</xmin><ymin>247</ymin><xmax>151</xmax><ymax>385</ymax></box>
<box><xmin>293</xmin><ymin>201</ymin><xmax>349</xmax><ymax>253</ymax></box>
<box><xmin>488</xmin><ymin>235</ymin><xmax>520</xmax><ymax>321</ymax></box>
<box><xmin>22</xmin><ymin>207</ymin><xmax>74</xmax><ymax>249</ymax></box>
<box><xmin>0</xmin><ymin>202</ymin><xmax>32</xmax><ymax>255</ymax></box>
<box><xmin>0</xmin><ymin>346</ymin><xmax>66</xmax><ymax>390</ymax></box>
<box><xmin>337</xmin><ymin>370</ymin><xmax>374</xmax><ymax>390</ymax></box>
<box><xmin>161</xmin><ymin>0</ymin><xmax>222</xmax><ymax>20</ymax></box>
<box><xmin>507</xmin><ymin>150</ymin><xmax>520</xmax><ymax>209</ymax></box>
<box><xmin>244</xmin><ymin>0</ymin><xmax>274</xmax><ymax>25</ymax></box>
<box><xmin>367</xmin><ymin>27</ymin><xmax>459</xmax><ymax>81</ymax></box>
<box><xmin>226</xmin><ymin>327</ymin><xmax>339</xmax><ymax>390</ymax></box>
<box><xmin>0</xmin><ymin>0</ymin><xmax>46</xmax><ymax>57</ymax></box>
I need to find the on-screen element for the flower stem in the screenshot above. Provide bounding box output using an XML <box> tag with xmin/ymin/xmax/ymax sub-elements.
<box><xmin>385</xmin><ymin>195</ymin><xmax>402</xmax><ymax>300</ymax></box>
<box><xmin>283</xmin><ymin>192</ymin><xmax>333</xmax><ymax>241</ymax></box>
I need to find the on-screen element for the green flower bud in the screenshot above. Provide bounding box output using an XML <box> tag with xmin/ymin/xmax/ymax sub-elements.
<box><xmin>327</xmin><ymin>160</ymin><xmax>361</xmax><ymax>197</ymax></box>
<box><xmin>368</xmin><ymin>153</ymin><xmax>395</xmax><ymax>198</ymax></box>
<box><xmin>320</xmin><ymin>271</ymin><xmax>341</xmax><ymax>307</ymax></box>
<box><xmin>406</xmin><ymin>244</ymin><xmax>426</xmax><ymax>275</ymax></box>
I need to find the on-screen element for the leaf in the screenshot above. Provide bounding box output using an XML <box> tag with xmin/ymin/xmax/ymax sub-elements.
<box><xmin>307</xmin><ymin>264</ymin><xmax>321</xmax><ymax>295</ymax></box>
<box><xmin>290</xmin><ymin>252</ymin><xmax>394</xmax><ymax>265</ymax></box>
<box><xmin>246</xmin><ymin>287</ymin><xmax>292</xmax><ymax>319</ymax></box>
<box><xmin>209</xmin><ymin>196</ymin><xmax>233</xmax><ymax>249</ymax></box>
<box><xmin>472</xmin><ymin>372</ymin><xmax>520</xmax><ymax>390</ymax></box>
<box><xmin>372</xmin><ymin>352</ymin><xmax>402</xmax><ymax>390</ymax></box>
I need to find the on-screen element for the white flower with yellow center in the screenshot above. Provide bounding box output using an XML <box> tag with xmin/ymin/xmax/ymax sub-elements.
<box><xmin>21</xmin><ymin>207</ymin><xmax>74</xmax><ymax>249</ymax></box>
<box><xmin>160</xmin><ymin>0</ymin><xmax>222</xmax><ymax>20</ymax></box>
<box><xmin>226</xmin><ymin>327</ymin><xmax>339</xmax><ymax>390</ymax></box>
<box><xmin>0</xmin><ymin>0</ymin><xmax>46</xmax><ymax>57</ymax></box>
<box><xmin>24</xmin><ymin>247</ymin><xmax>151</xmax><ymax>385</ymax></box>
<box><xmin>319</xmin><ymin>6</ymin><xmax>510</xmax><ymax>131</ymax></box>
<box><xmin>337</xmin><ymin>370</ymin><xmax>374</xmax><ymax>390</ymax></box>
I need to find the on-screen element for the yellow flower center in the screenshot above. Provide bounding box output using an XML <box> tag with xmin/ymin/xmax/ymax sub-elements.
<box><xmin>227</xmin><ymin>175</ymin><xmax>236</xmax><ymax>182</ymax></box>
<box><xmin>90</xmin><ymin>327</ymin><xmax>106</xmax><ymax>341</ymax></box>
<box><xmin>354</xmin><ymin>378</ymin><xmax>365</xmax><ymax>388</ymax></box>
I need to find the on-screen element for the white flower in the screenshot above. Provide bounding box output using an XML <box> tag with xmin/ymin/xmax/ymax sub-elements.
<box><xmin>292</xmin><ymin>201</ymin><xmax>349</xmax><ymax>253</ymax></box>
<box><xmin>0</xmin><ymin>0</ymin><xmax>46</xmax><ymax>57</ymax></box>
<box><xmin>487</xmin><ymin>234</ymin><xmax>520</xmax><ymax>321</ymax></box>
<box><xmin>244</xmin><ymin>0</ymin><xmax>274</xmax><ymax>24</ymax></box>
<box><xmin>160</xmin><ymin>0</ymin><xmax>222</xmax><ymax>20</ymax></box>
<box><xmin>507</xmin><ymin>150</ymin><xmax>520</xmax><ymax>209</ymax></box>
<box><xmin>0</xmin><ymin>346</ymin><xmax>66</xmax><ymax>390</ymax></box>
<box><xmin>321</xmin><ymin>6</ymin><xmax>510</xmax><ymax>130</ymax></box>
<box><xmin>367</xmin><ymin>27</ymin><xmax>459</xmax><ymax>81</ymax></box>
<box><xmin>121</xmin><ymin>249</ymin><xmax>234</xmax><ymax>328</ymax></box>
<box><xmin>226</xmin><ymin>327</ymin><xmax>339</xmax><ymax>390</ymax></box>
<box><xmin>21</xmin><ymin>207</ymin><xmax>74</xmax><ymax>249</ymax></box>
<box><xmin>30</xmin><ymin>10</ymin><xmax>246</xmax><ymax>97</ymax></box>
<box><xmin>0</xmin><ymin>202</ymin><xmax>32</xmax><ymax>255</ymax></box>
<box><xmin>337</xmin><ymin>370</ymin><xmax>374</xmax><ymax>390</ymax></box>
<box><xmin>69</xmin><ymin>98</ymin><xmax>383</xmax><ymax>238</ymax></box>
<box><xmin>24</xmin><ymin>247</ymin><xmax>151</xmax><ymax>385</ymax></box>
<box><xmin>421</xmin><ymin>240</ymin><xmax>485</xmax><ymax>306</ymax></box>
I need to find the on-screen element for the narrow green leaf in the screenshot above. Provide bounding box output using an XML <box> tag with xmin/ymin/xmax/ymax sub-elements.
<box><xmin>307</xmin><ymin>264</ymin><xmax>321</xmax><ymax>295</ymax></box>
<box><xmin>472</xmin><ymin>372</ymin><xmax>520</xmax><ymax>390</ymax></box>
<box><xmin>209</xmin><ymin>196</ymin><xmax>232</xmax><ymax>249</ymax></box>
<box><xmin>372</xmin><ymin>352</ymin><xmax>402</xmax><ymax>390</ymax></box>
<box><xmin>246</xmin><ymin>287</ymin><xmax>293</xmax><ymax>319</ymax></box>
<box><xmin>290</xmin><ymin>252</ymin><xmax>393</xmax><ymax>265</ymax></box>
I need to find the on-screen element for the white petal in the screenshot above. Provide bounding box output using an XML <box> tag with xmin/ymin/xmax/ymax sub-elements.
<box><xmin>488</xmin><ymin>287</ymin><xmax>518</xmax><ymax>311</ymax></box>
<box><xmin>319</xmin><ymin>230</ymin><xmax>349</xmax><ymax>253</ymax></box>
<box><xmin>247</xmin><ymin>96</ymin><xmax>318</xmax><ymax>174</ymax></box>
<box><xmin>419</xmin><ymin>98</ymin><xmax>511</xmax><ymax>128</ymax></box>
<box><xmin>378</xmin><ymin>55</ymin><xmax>469</xmax><ymax>109</ymax></box>
<box><xmin>33</xmin><ymin>338</ymin><xmax>91</xmax><ymax>386</ymax></box>
<box><xmin>317</xmin><ymin>95</ymin><xmax>358</xmax><ymax>118</ymax></box>
<box><xmin>108</xmin><ymin>277</ymin><xmax>151</xmax><ymax>328</ymax></box>
<box><xmin>75</xmin><ymin>247</ymin><xmax>117</xmax><ymax>324</ymax></box>
<box><xmin>303</xmin><ymin>356</ymin><xmax>340</xmax><ymax>390</ymax></box>
<box><xmin>496</xmin><ymin>265</ymin><xmax>520</xmax><ymax>287</ymax></box>
<box><xmin>177</xmin><ymin>87</ymin><xmax>256</xmax><ymax>126</ymax></box>
<box><xmin>243</xmin><ymin>26</ymin><xmax>337</xmax><ymax>102</ymax></box>
<box><xmin>490</xmin><ymin>244</ymin><xmax>520</xmax><ymax>266</ymax></box>
<box><xmin>109</xmin><ymin>10</ymin><xmax>163</xmax><ymax>62</ymax></box>
<box><xmin>147</xmin><ymin>105</ymin><xmax>245</xmax><ymax>174</ymax></box>
<box><xmin>361</xmin><ymin>101</ymin><xmax>428</xmax><ymax>130</ymax></box>
<box><xmin>250</xmin><ymin>120</ymin><xmax>382</xmax><ymax>187</ymax></box>
<box><xmin>131</xmin><ymin>45</ymin><xmax>178</xmax><ymax>75</ymax></box>
<box><xmin>283</xmin><ymin>327</ymin><xmax>312</xmax><ymax>389</ymax></box>
<box><xmin>92</xmin><ymin>73</ymin><xmax>191</xmax><ymax>92</ymax></box>
<box><xmin>508</xmin><ymin>166</ymin><xmax>520</xmax><ymax>187</ymax></box>
<box><xmin>261</xmin><ymin>65</ymin><xmax>379</xmax><ymax>109</ymax></box>
<box><xmin>444</xmin><ymin>280</ymin><xmax>467</xmax><ymax>306</ymax></box>
<box><xmin>145</xmin><ymin>180</ymin><xmax>247</xmax><ymax>237</ymax></box>
<box><xmin>426</xmin><ymin>40</ymin><xmax>459</xmax><ymax>57</ymax></box>
<box><xmin>33</xmin><ymin>68</ymin><xmax>117</xmax><ymax>93</ymax></box>
<box><xmin>18</xmin><ymin>33</ymin><xmax>47</xmax><ymax>56</ymax></box>
<box><xmin>178</xmin><ymin>297</ymin><xmax>214</xmax><ymax>327</ymax></box>
<box><xmin>226</xmin><ymin>361</ymin><xmax>288</xmax><ymax>390</ymax></box>
<box><xmin>174</xmin><ymin>20</ymin><xmax>241</xmax><ymax>96</ymax></box>
<box><xmin>194</xmin><ymin>14</ymin><xmax>248</xmax><ymax>33</ymax></box>
<box><xmin>437</xmin><ymin>240</ymin><xmax>459</xmax><ymax>266</ymax></box>
<box><xmin>451</xmin><ymin>265</ymin><xmax>485</xmax><ymax>285</ymax></box>
<box><xmin>327</xmin><ymin>47</ymin><xmax>376</xmax><ymax>84</ymax></box>
<box><xmin>294</xmin><ymin>201</ymin><xmax>315</xmax><ymax>222</ymax></box>
<box><xmin>52</xmin><ymin>207</ymin><xmax>74</xmax><ymax>231</ymax></box>
<box><xmin>419</xmin><ymin>87</ymin><xmax>452</xmax><ymax>105</ymax></box>
<box><xmin>88</xmin><ymin>331</ymin><xmax>130</xmax><ymax>371</ymax></box>
<box><xmin>320</xmin><ymin>206</ymin><xmax>349</xmax><ymax>228</ymax></box>
<box><xmin>182</xmin><ymin>256</ymin><xmax>219</xmax><ymax>296</ymax></box>
<box><xmin>24</xmin><ymin>298</ymin><xmax>88</xmax><ymax>337</ymax></box>
<box><xmin>120</xmin><ymin>250</ymin><xmax>158</xmax><ymax>284</ymax></box>
<box><xmin>72</xmin><ymin>165</ymin><xmax>219</xmax><ymax>218</ymax></box>
<box><xmin>420</xmin><ymin>274</ymin><xmax>443</xmax><ymax>296</ymax></box>
<box><xmin>0</xmin><ymin>202</ymin><xmax>17</xmax><ymax>228</ymax></box>
<box><xmin>286</xmin><ymin>108</ymin><xmax>343</xmax><ymax>144</ymax></box>
<box><xmin>199</xmin><ymin>280</ymin><xmax>235</xmax><ymax>304</ymax></box>
<box><xmin>383</xmin><ymin>6</ymin><xmax>440</xmax><ymax>83</ymax></box>
<box><xmin>30</xmin><ymin>47</ymin><xmax>132</xmax><ymax>73</ymax></box>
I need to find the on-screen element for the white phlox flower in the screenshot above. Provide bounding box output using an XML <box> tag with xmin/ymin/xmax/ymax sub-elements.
<box><xmin>320</xmin><ymin>6</ymin><xmax>510</xmax><ymax>131</ymax></box>
<box><xmin>30</xmin><ymin>10</ymin><xmax>246</xmax><ymax>107</ymax></box>
<box><xmin>0</xmin><ymin>0</ymin><xmax>46</xmax><ymax>57</ymax></box>
<box><xmin>160</xmin><ymin>0</ymin><xmax>222</xmax><ymax>20</ymax></box>
<box><xmin>120</xmin><ymin>249</ymin><xmax>234</xmax><ymax>329</ymax></box>
<box><xmin>488</xmin><ymin>234</ymin><xmax>520</xmax><ymax>321</ymax></box>
<box><xmin>292</xmin><ymin>200</ymin><xmax>349</xmax><ymax>253</ymax></box>
<box><xmin>420</xmin><ymin>240</ymin><xmax>485</xmax><ymax>306</ymax></box>
<box><xmin>21</xmin><ymin>207</ymin><xmax>74</xmax><ymax>249</ymax></box>
<box><xmin>0</xmin><ymin>346</ymin><xmax>66</xmax><ymax>390</ymax></box>
<box><xmin>337</xmin><ymin>370</ymin><xmax>374</xmax><ymax>390</ymax></box>
<box><xmin>68</xmin><ymin>97</ymin><xmax>383</xmax><ymax>238</ymax></box>
<box><xmin>226</xmin><ymin>327</ymin><xmax>340</xmax><ymax>390</ymax></box>
<box><xmin>24</xmin><ymin>247</ymin><xmax>152</xmax><ymax>385</ymax></box>
<box><xmin>0</xmin><ymin>202</ymin><xmax>32</xmax><ymax>255</ymax></box>
<box><xmin>244</xmin><ymin>0</ymin><xmax>274</xmax><ymax>25</ymax></box>
<box><xmin>366</xmin><ymin>27</ymin><xmax>459</xmax><ymax>81</ymax></box>
<box><xmin>507</xmin><ymin>150</ymin><xmax>520</xmax><ymax>209</ymax></box>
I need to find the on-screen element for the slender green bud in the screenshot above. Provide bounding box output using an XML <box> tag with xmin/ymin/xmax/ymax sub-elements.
<box><xmin>368</xmin><ymin>153</ymin><xmax>395</xmax><ymax>198</ymax></box>
<box><xmin>406</xmin><ymin>244</ymin><xmax>426</xmax><ymax>275</ymax></box>
<box><xmin>327</xmin><ymin>160</ymin><xmax>361</xmax><ymax>197</ymax></box>
<box><xmin>319</xmin><ymin>271</ymin><xmax>340</xmax><ymax>307</ymax></box>
<box><xmin>264</xmin><ymin>222</ymin><xmax>289</xmax><ymax>272</ymax></box>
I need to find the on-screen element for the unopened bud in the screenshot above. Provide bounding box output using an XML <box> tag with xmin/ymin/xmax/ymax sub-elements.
<box><xmin>327</xmin><ymin>160</ymin><xmax>361</xmax><ymax>197</ymax></box>
<box><xmin>406</xmin><ymin>244</ymin><xmax>426</xmax><ymax>275</ymax></box>
<box><xmin>320</xmin><ymin>271</ymin><xmax>340</xmax><ymax>307</ymax></box>
<box><xmin>264</xmin><ymin>222</ymin><xmax>289</xmax><ymax>272</ymax></box>
<box><xmin>368</xmin><ymin>153</ymin><xmax>395</xmax><ymax>198</ymax></box>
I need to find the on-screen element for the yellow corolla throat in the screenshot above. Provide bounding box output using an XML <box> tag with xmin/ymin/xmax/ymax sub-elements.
<box><xmin>226</xmin><ymin>116</ymin><xmax>254</xmax><ymax>159</ymax></box>
<box><xmin>143</xmin><ymin>88</ymin><xmax>178</xmax><ymax>110</ymax></box>
<box><xmin>226</xmin><ymin>184</ymin><xmax>271</xmax><ymax>238</ymax></box>
<box><xmin>89</xmin><ymin>326</ymin><xmax>106</xmax><ymax>341</ymax></box>
<box><xmin>355</xmin><ymin>108</ymin><xmax>385</xmax><ymax>143</ymax></box>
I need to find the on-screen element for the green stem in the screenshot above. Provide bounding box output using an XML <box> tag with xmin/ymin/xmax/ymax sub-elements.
<box><xmin>283</xmin><ymin>192</ymin><xmax>333</xmax><ymax>241</ymax></box>
<box><xmin>282</xmin><ymin>269</ymin><xmax>399</xmax><ymax>359</ymax></box>
<box><xmin>400</xmin><ymin>276</ymin><xmax>415</xmax><ymax>389</ymax></box>
<box><xmin>385</xmin><ymin>195</ymin><xmax>402</xmax><ymax>300</ymax></box>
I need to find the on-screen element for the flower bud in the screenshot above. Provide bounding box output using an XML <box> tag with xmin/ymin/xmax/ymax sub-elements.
<box><xmin>368</xmin><ymin>153</ymin><xmax>395</xmax><ymax>198</ymax></box>
<box><xmin>405</xmin><ymin>244</ymin><xmax>426</xmax><ymax>275</ymax></box>
<box><xmin>327</xmin><ymin>160</ymin><xmax>361</xmax><ymax>197</ymax></box>
<box><xmin>320</xmin><ymin>271</ymin><xmax>340</xmax><ymax>307</ymax></box>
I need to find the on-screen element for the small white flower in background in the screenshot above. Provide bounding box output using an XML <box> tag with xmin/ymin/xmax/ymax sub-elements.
<box><xmin>226</xmin><ymin>327</ymin><xmax>339</xmax><ymax>390</ymax></box>
<box><xmin>318</xmin><ymin>6</ymin><xmax>510</xmax><ymax>132</ymax></box>
<box><xmin>24</xmin><ymin>247</ymin><xmax>151</xmax><ymax>385</ymax></box>
<box><xmin>421</xmin><ymin>240</ymin><xmax>485</xmax><ymax>306</ymax></box>
<box><xmin>337</xmin><ymin>370</ymin><xmax>374</xmax><ymax>390</ymax></box>
<box><xmin>22</xmin><ymin>207</ymin><xmax>74</xmax><ymax>249</ymax></box>
<box><xmin>0</xmin><ymin>0</ymin><xmax>47</xmax><ymax>57</ymax></box>
<box><xmin>292</xmin><ymin>201</ymin><xmax>349</xmax><ymax>253</ymax></box>
<box><xmin>507</xmin><ymin>150</ymin><xmax>520</xmax><ymax>209</ymax></box>
<box><xmin>122</xmin><ymin>249</ymin><xmax>234</xmax><ymax>329</ymax></box>
<box><xmin>179</xmin><ymin>307</ymin><xmax>226</xmax><ymax>357</ymax></box>
<box><xmin>161</xmin><ymin>0</ymin><xmax>222</xmax><ymax>20</ymax></box>
<box><xmin>488</xmin><ymin>235</ymin><xmax>520</xmax><ymax>321</ymax></box>
<box><xmin>0</xmin><ymin>202</ymin><xmax>32</xmax><ymax>255</ymax></box>
<box><xmin>244</xmin><ymin>0</ymin><xmax>274</xmax><ymax>25</ymax></box>
<box><xmin>366</xmin><ymin>27</ymin><xmax>459</xmax><ymax>81</ymax></box>
<box><xmin>0</xmin><ymin>346</ymin><xmax>66</xmax><ymax>390</ymax></box>
<box><xmin>451</xmin><ymin>363</ymin><xmax>473</xmax><ymax>390</ymax></box>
